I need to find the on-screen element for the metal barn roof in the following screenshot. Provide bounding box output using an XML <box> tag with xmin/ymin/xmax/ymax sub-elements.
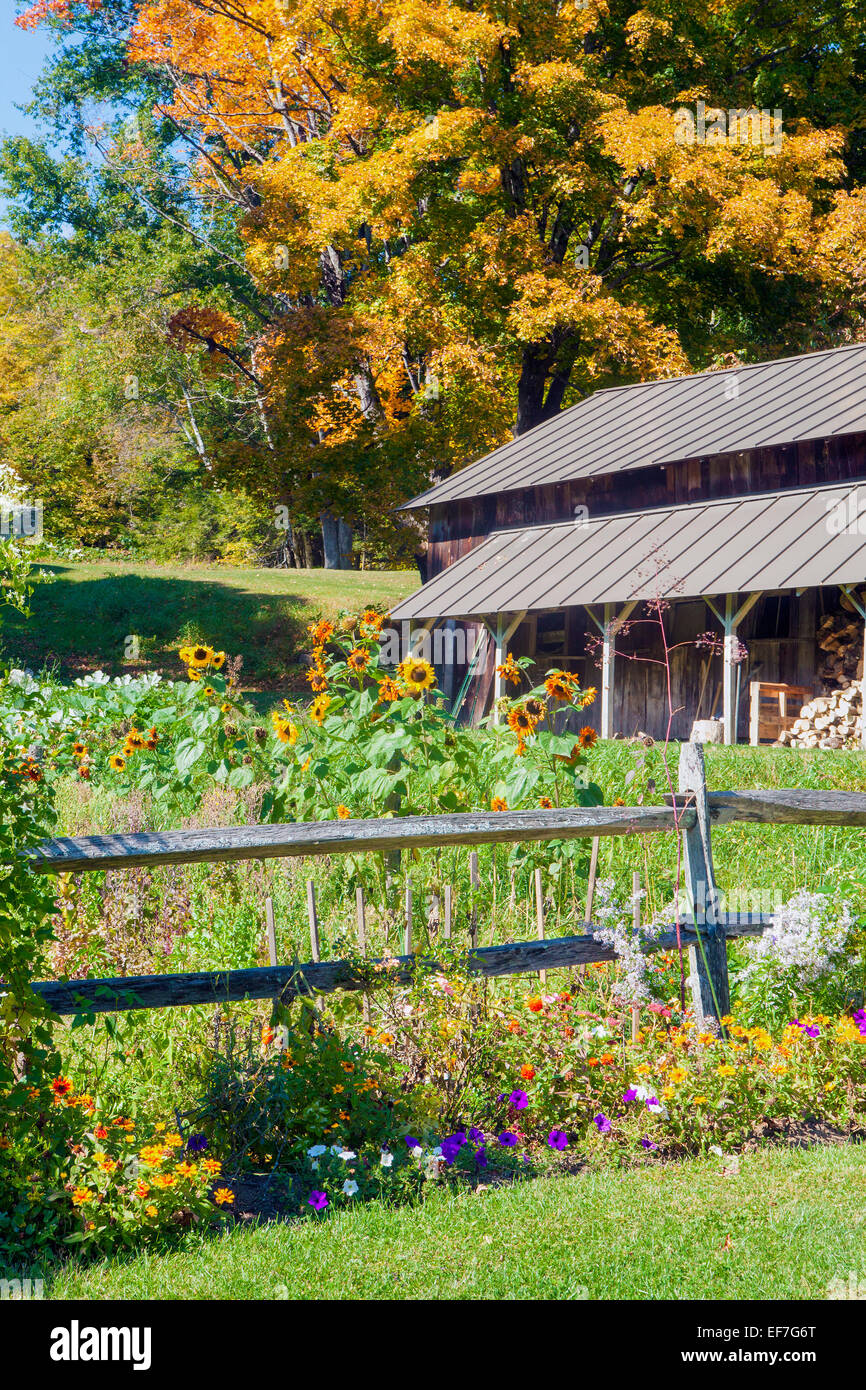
<box><xmin>403</xmin><ymin>343</ymin><xmax>866</xmax><ymax>510</ymax></box>
<box><xmin>391</xmin><ymin>482</ymin><xmax>866</xmax><ymax>620</ymax></box>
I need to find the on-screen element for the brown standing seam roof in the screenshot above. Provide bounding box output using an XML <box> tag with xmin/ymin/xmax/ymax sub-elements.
<box><xmin>401</xmin><ymin>342</ymin><xmax>866</xmax><ymax>510</ymax></box>
<box><xmin>390</xmin><ymin>483</ymin><xmax>866</xmax><ymax>620</ymax></box>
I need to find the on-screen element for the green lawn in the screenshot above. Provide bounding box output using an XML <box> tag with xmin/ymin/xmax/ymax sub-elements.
<box><xmin>2</xmin><ymin>558</ymin><xmax>419</xmax><ymax>692</ymax></box>
<box><xmin>45</xmin><ymin>1143</ymin><xmax>866</xmax><ymax>1300</ymax></box>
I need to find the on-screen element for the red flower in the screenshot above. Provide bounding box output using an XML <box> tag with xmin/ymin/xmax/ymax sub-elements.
<box><xmin>526</xmin><ymin>997</ymin><xmax>543</xmax><ymax>1013</ymax></box>
<box><xmin>520</xmin><ymin>1064</ymin><xmax>536</xmax><ymax>1081</ymax></box>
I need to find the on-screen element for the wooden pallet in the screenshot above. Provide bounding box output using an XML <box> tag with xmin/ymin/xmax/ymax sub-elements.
<box><xmin>749</xmin><ymin>681</ymin><xmax>813</xmax><ymax>745</ymax></box>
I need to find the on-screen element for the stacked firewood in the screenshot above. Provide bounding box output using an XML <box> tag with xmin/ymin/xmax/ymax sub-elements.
<box><xmin>776</xmin><ymin>680</ymin><xmax>863</xmax><ymax>748</ymax></box>
<box><xmin>816</xmin><ymin>605</ymin><xmax>864</xmax><ymax>688</ymax></box>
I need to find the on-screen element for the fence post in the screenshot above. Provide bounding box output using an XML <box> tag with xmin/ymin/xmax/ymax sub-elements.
<box><xmin>306</xmin><ymin>879</ymin><xmax>323</xmax><ymax>1013</ymax></box>
<box><xmin>443</xmin><ymin>884</ymin><xmax>453</xmax><ymax>940</ymax></box>
<box><xmin>469</xmin><ymin>851</ymin><xmax>479</xmax><ymax>948</ymax></box>
<box><xmin>677</xmin><ymin>741</ymin><xmax>730</xmax><ymax>1026</ymax></box>
<box><xmin>534</xmin><ymin>867</ymin><xmax>546</xmax><ymax>987</ymax></box>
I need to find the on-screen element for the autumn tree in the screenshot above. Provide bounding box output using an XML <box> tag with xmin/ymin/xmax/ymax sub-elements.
<box><xmin>14</xmin><ymin>0</ymin><xmax>866</xmax><ymax>560</ymax></box>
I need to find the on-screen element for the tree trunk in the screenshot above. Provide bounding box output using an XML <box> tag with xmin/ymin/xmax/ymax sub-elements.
<box><xmin>514</xmin><ymin>343</ymin><xmax>576</xmax><ymax>435</ymax></box>
<box><xmin>320</xmin><ymin>512</ymin><xmax>354</xmax><ymax>569</ymax></box>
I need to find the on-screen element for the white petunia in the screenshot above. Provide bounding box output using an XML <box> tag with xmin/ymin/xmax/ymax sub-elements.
<box><xmin>338</xmin><ymin>1148</ymin><xmax>357</xmax><ymax>1161</ymax></box>
<box><xmin>342</xmin><ymin>1179</ymin><xmax>359</xmax><ymax>1196</ymax></box>
<box><xmin>410</xmin><ymin>1145</ymin><xmax>423</xmax><ymax>1158</ymax></box>
<box><xmin>380</xmin><ymin>1150</ymin><xmax>394</xmax><ymax>1168</ymax></box>
<box><xmin>307</xmin><ymin>1144</ymin><xmax>328</xmax><ymax>1158</ymax></box>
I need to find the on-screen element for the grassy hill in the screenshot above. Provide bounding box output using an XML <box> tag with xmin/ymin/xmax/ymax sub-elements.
<box><xmin>1</xmin><ymin>557</ymin><xmax>419</xmax><ymax>694</ymax></box>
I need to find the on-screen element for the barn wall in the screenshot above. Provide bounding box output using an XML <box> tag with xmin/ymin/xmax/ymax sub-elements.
<box><xmin>445</xmin><ymin>589</ymin><xmax>835</xmax><ymax>740</ymax></box>
<box><xmin>425</xmin><ymin>432</ymin><xmax>866</xmax><ymax>579</ymax></box>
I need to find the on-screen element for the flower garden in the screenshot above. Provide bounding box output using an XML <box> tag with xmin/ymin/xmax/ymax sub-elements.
<box><xmin>1</xmin><ymin>554</ymin><xmax>865</xmax><ymax>1279</ymax></box>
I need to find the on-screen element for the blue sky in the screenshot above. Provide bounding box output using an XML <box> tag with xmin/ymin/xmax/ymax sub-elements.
<box><xmin>0</xmin><ymin>10</ymin><xmax>55</xmax><ymax>142</ymax></box>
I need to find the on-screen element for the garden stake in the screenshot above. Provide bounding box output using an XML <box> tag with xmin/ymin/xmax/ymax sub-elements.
<box><xmin>355</xmin><ymin>886</ymin><xmax>371</xmax><ymax>1032</ymax></box>
<box><xmin>404</xmin><ymin>879</ymin><xmax>413</xmax><ymax>955</ymax></box>
<box><xmin>265</xmin><ymin>895</ymin><xmax>287</xmax><ymax>1051</ymax></box>
<box><xmin>443</xmin><ymin>884</ymin><xmax>452</xmax><ymax>939</ymax></box>
<box><xmin>306</xmin><ymin>879</ymin><xmax>323</xmax><ymax>1013</ymax></box>
<box><xmin>631</xmin><ymin>871</ymin><xmax>641</xmax><ymax>1044</ymax></box>
<box><xmin>469</xmin><ymin>850</ymin><xmax>479</xmax><ymax>948</ymax></box>
<box><xmin>580</xmin><ymin>836</ymin><xmax>600</xmax><ymax>982</ymax></box>
<box><xmin>535</xmin><ymin>867</ymin><xmax>546</xmax><ymax>986</ymax></box>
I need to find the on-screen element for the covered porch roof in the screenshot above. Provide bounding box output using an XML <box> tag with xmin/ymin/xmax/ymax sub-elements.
<box><xmin>392</xmin><ymin>482</ymin><xmax>866</xmax><ymax>622</ymax></box>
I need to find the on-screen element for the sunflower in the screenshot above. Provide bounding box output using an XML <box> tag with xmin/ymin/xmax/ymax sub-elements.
<box><xmin>360</xmin><ymin>608</ymin><xmax>384</xmax><ymax>634</ymax></box>
<box><xmin>578</xmin><ymin>726</ymin><xmax>598</xmax><ymax>749</ymax></box>
<box><xmin>307</xmin><ymin>666</ymin><xmax>329</xmax><ymax>693</ymax></box>
<box><xmin>397</xmin><ymin>657</ymin><xmax>436</xmax><ymax>695</ymax></box>
<box><xmin>71</xmin><ymin>741</ymin><xmax>87</xmax><ymax>758</ymax></box>
<box><xmin>580</xmin><ymin>686</ymin><xmax>598</xmax><ymax>707</ymax></box>
<box><xmin>496</xmin><ymin>654</ymin><xmax>521</xmax><ymax>686</ymax></box>
<box><xmin>271</xmin><ymin>712</ymin><xmax>298</xmax><ymax>745</ymax></box>
<box><xmin>525</xmin><ymin>697</ymin><xmax>546</xmax><ymax>722</ymax></box>
<box><xmin>202</xmin><ymin>685</ymin><xmax>216</xmax><ymax>698</ymax></box>
<box><xmin>310</xmin><ymin>694</ymin><xmax>331</xmax><ymax>725</ymax></box>
<box><xmin>78</xmin><ymin>764</ymin><xmax>91</xmax><ymax>780</ymax></box>
<box><xmin>212</xmin><ymin>651</ymin><xmax>226</xmax><ymax>670</ymax></box>
<box><xmin>377</xmin><ymin>677</ymin><xmax>402</xmax><ymax>702</ymax></box>
<box><xmin>507</xmin><ymin>705</ymin><xmax>535</xmax><ymax>736</ymax></box>
<box><xmin>188</xmin><ymin>644</ymin><xmax>215</xmax><ymax>669</ymax></box>
<box><xmin>336</xmin><ymin>804</ymin><xmax>351</xmax><ymax>819</ymax></box>
<box><xmin>538</xmin><ymin>796</ymin><xmax>554</xmax><ymax>809</ymax></box>
<box><xmin>346</xmin><ymin>646</ymin><xmax>371</xmax><ymax>674</ymax></box>
<box><xmin>187</xmin><ymin>668</ymin><xmax>202</xmax><ymax>682</ymax></box>
<box><xmin>178</xmin><ymin>645</ymin><xmax>193</xmax><ymax>664</ymax></box>
<box><xmin>109</xmin><ymin>755</ymin><xmax>126</xmax><ymax>772</ymax></box>
<box><xmin>307</xmin><ymin>619</ymin><xmax>335</xmax><ymax>646</ymax></box>
<box><xmin>126</xmin><ymin>730</ymin><xmax>146</xmax><ymax>750</ymax></box>
<box><xmin>545</xmin><ymin>670</ymin><xmax>576</xmax><ymax>701</ymax></box>
<box><xmin>491</xmin><ymin>796</ymin><xmax>508</xmax><ymax>812</ymax></box>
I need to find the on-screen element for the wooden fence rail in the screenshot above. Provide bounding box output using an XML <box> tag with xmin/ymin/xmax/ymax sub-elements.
<box><xmin>24</xmin><ymin>745</ymin><xmax>866</xmax><ymax>1026</ymax></box>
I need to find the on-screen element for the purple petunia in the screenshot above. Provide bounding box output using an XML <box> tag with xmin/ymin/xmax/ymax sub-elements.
<box><xmin>440</xmin><ymin>1134</ymin><xmax>465</xmax><ymax>1164</ymax></box>
<box><xmin>468</xmin><ymin>1127</ymin><xmax>485</xmax><ymax>1145</ymax></box>
<box><xmin>475</xmin><ymin>1145</ymin><xmax>488</xmax><ymax>1168</ymax></box>
<box><xmin>498</xmin><ymin>1131</ymin><xmax>518</xmax><ymax>1147</ymax></box>
<box><xmin>308</xmin><ymin>1189</ymin><xmax>329</xmax><ymax>1211</ymax></box>
<box><xmin>404</xmin><ymin>1135</ymin><xmax>421</xmax><ymax>1148</ymax></box>
<box><xmin>548</xmin><ymin>1129</ymin><xmax>568</xmax><ymax>1151</ymax></box>
<box><xmin>622</xmin><ymin>1088</ymin><xmax>638</xmax><ymax>1103</ymax></box>
<box><xmin>593</xmin><ymin>1113</ymin><xmax>611</xmax><ymax>1134</ymax></box>
<box><xmin>640</xmin><ymin>1137</ymin><xmax>658</xmax><ymax>1151</ymax></box>
<box><xmin>791</xmin><ymin>1018</ymin><xmax>820</xmax><ymax>1038</ymax></box>
<box><xmin>509</xmin><ymin>1089</ymin><xmax>529</xmax><ymax>1110</ymax></box>
<box><xmin>855</xmin><ymin>1008</ymin><xmax>866</xmax><ymax>1037</ymax></box>
<box><xmin>186</xmin><ymin>1133</ymin><xmax>208</xmax><ymax>1154</ymax></box>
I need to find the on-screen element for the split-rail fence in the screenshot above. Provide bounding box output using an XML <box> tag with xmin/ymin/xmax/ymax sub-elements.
<box><xmin>23</xmin><ymin>744</ymin><xmax>866</xmax><ymax>1027</ymax></box>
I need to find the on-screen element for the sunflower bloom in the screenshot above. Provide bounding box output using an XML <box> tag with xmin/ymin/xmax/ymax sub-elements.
<box><xmin>397</xmin><ymin>657</ymin><xmax>436</xmax><ymax>695</ymax></box>
<box><xmin>310</xmin><ymin>694</ymin><xmax>331</xmax><ymax>725</ymax></box>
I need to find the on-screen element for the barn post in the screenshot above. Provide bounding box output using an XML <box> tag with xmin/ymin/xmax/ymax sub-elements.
<box><xmin>706</xmin><ymin>593</ymin><xmax>762</xmax><ymax>745</ymax></box>
<box><xmin>677</xmin><ymin>740</ymin><xmax>730</xmax><ymax>1027</ymax></box>
<box><xmin>491</xmin><ymin>611</ymin><xmax>527</xmax><ymax>721</ymax></box>
<box><xmin>840</xmin><ymin>586</ymin><xmax>866</xmax><ymax>749</ymax></box>
<box><xmin>587</xmin><ymin>602</ymin><xmax>636</xmax><ymax>739</ymax></box>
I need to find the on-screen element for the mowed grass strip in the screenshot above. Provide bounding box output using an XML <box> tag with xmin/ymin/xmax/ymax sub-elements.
<box><xmin>46</xmin><ymin>1144</ymin><xmax>866</xmax><ymax>1301</ymax></box>
<box><xmin>3</xmin><ymin>559</ymin><xmax>419</xmax><ymax>691</ymax></box>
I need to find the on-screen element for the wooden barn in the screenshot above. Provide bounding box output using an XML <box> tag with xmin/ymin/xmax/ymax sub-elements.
<box><xmin>391</xmin><ymin>343</ymin><xmax>866</xmax><ymax>745</ymax></box>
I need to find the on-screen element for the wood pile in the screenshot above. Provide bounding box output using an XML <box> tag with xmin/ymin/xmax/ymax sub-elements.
<box><xmin>776</xmin><ymin>679</ymin><xmax>863</xmax><ymax>748</ymax></box>
<box><xmin>817</xmin><ymin>603</ymin><xmax>864</xmax><ymax>689</ymax></box>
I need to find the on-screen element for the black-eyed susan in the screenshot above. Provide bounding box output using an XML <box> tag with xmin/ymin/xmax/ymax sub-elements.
<box><xmin>108</xmin><ymin>755</ymin><xmax>126</xmax><ymax>772</ymax></box>
<box><xmin>491</xmin><ymin>795</ymin><xmax>508</xmax><ymax>812</ymax></box>
<box><xmin>397</xmin><ymin>656</ymin><xmax>435</xmax><ymax>695</ymax></box>
<box><xmin>538</xmin><ymin>795</ymin><xmax>554</xmax><ymax>809</ymax></box>
<box><xmin>310</xmin><ymin>694</ymin><xmax>331</xmax><ymax>725</ymax></box>
<box><xmin>336</xmin><ymin>804</ymin><xmax>351</xmax><ymax>819</ymax></box>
